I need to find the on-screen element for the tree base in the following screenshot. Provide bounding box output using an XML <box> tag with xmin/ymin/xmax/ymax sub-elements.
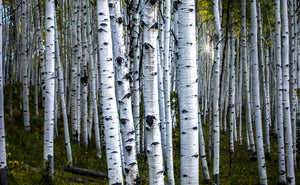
<box><xmin>0</xmin><ymin>167</ymin><xmax>8</xmax><ymax>185</ymax></box>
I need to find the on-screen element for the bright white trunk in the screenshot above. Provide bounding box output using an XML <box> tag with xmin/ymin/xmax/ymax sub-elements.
<box><xmin>250</xmin><ymin>1</ymin><xmax>268</xmax><ymax>184</ymax></box>
<box><xmin>212</xmin><ymin>0</ymin><xmax>221</xmax><ymax>184</ymax></box>
<box><xmin>275</xmin><ymin>1</ymin><xmax>286</xmax><ymax>180</ymax></box>
<box><xmin>97</xmin><ymin>0</ymin><xmax>123</xmax><ymax>184</ymax></box>
<box><xmin>109</xmin><ymin>0</ymin><xmax>139</xmax><ymax>183</ymax></box>
<box><xmin>178</xmin><ymin>1</ymin><xmax>199</xmax><ymax>184</ymax></box>
<box><xmin>229</xmin><ymin>18</ymin><xmax>235</xmax><ymax>154</ymax></box>
<box><xmin>43</xmin><ymin>0</ymin><xmax>56</xmax><ymax>177</ymax></box>
<box><xmin>142</xmin><ymin>1</ymin><xmax>164</xmax><ymax>184</ymax></box>
<box><xmin>281</xmin><ymin>0</ymin><xmax>295</xmax><ymax>183</ymax></box>
<box><xmin>163</xmin><ymin>0</ymin><xmax>174</xmax><ymax>184</ymax></box>
<box><xmin>132</xmin><ymin>0</ymin><xmax>141</xmax><ymax>155</ymax></box>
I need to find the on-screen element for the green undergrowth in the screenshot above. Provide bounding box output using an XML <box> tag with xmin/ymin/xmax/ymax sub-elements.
<box><xmin>3</xmin><ymin>83</ymin><xmax>300</xmax><ymax>184</ymax></box>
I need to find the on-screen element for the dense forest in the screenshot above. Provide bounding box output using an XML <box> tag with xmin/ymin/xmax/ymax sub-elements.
<box><xmin>0</xmin><ymin>0</ymin><xmax>300</xmax><ymax>184</ymax></box>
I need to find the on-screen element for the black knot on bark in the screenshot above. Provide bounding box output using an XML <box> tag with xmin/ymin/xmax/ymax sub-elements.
<box><xmin>116</xmin><ymin>17</ymin><xmax>123</xmax><ymax>24</ymax></box>
<box><xmin>120</xmin><ymin>118</ymin><xmax>127</xmax><ymax>124</ymax></box>
<box><xmin>144</xmin><ymin>42</ymin><xmax>154</xmax><ymax>50</ymax></box>
<box><xmin>108</xmin><ymin>3</ymin><xmax>114</xmax><ymax>8</ymax></box>
<box><xmin>149</xmin><ymin>0</ymin><xmax>156</xmax><ymax>5</ymax></box>
<box><xmin>116</xmin><ymin>56</ymin><xmax>124</xmax><ymax>65</ymax></box>
<box><xmin>125</xmin><ymin>146</ymin><xmax>132</xmax><ymax>151</ymax></box>
<box><xmin>146</xmin><ymin>115</ymin><xmax>156</xmax><ymax>126</ymax></box>
<box><xmin>149</xmin><ymin>22</ymin><xmax>158</xmax><ymax>30</ymax></box>
<box><xmin>151</xmin><ymin>142</ymin><xmax>159</xmax><ymax>146</ymax></box>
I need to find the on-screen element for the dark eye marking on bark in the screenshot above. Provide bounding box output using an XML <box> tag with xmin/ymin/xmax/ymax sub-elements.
<box><xmin>146</xmin><ymin>115</ymin><xmax>156</xmax><ymax>126</ymax></box>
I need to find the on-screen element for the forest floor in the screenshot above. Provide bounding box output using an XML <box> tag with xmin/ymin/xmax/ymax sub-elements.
<box><xmin>4</xmin><ymin>84</ymin><xmax>300</xmax><ymax>184</ymax></box>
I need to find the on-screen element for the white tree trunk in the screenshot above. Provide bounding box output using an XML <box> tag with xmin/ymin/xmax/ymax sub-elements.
<box><xmin>81</xmin><ymin>0</ymin><xmax>89</xmax><ymax>146</ymax></box>
<box><xmin>163</xmin><ymin>0</ymin><xmax>174</xmax><ymax>184</ymax></box>
<box><xmin>142</xmin><ymin>0</ymin><xmax>164</xmax><ymax>184</ymax></box>
<box><xmin>43</xmin><ymin>0</ymin><xmax>56</xmax><ymax>178</ymax></box>
<box><xmin>275</xmin><ymin>2</ymin><xmax>286</xmax><ymax>182</ymax></box>
<box><xmin>241</xmin><ymin>0</ymin><xmax>256</xmax><ymax>158</ymax></box>
<box><xmin>0</xmin><ymin>1</ymin><xmax>8</xmax><ymax>183</ymax></box>
<box><xmin>108</xmin><ymin>0</ymin><xmax>139</xmax><ymax>183</ymax></box>
<box><xmin>250</xmin><ymin>0</ymin><xmax>268</xmax><ymax>184</ymax></box>
<box><xmin>212</xmin><ymin>0</ymin><xmax>221</xmax><ymax>184</ymax></box>
<box><xmin>177</xmin><ymin>1</ymin><xmax>199</xmax><ymax>184</ymax></box>
<box><xmin>21</xmin><ymin>0</ymin><xmax>30</xmax><ymax>132</ymax></box>
<box><xmin>55</xmin><ymin>17</ymin><xmax>72</xmax><ymax>166</ymax></box>
<box><xmin>97</xmin><ymin>0</ymin><xmax>123</xmax><ymax>184</ymax></box>
<box><xmin>132</xmin><ymin>0</ymin><xmax>141</xmax><ymax>155</ymax></box>
<box><xmin>281</xmin><ymin>0</ymin><xmax>295</xmax><ymax>184</ymax></box>
<box><xmin>229</xmin><ymin>16</ymin><xmax>236</xmax><ymax>154</ymax></box>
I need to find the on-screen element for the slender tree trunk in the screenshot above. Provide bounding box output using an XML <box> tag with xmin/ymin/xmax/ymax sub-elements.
<box><xmin>21</xmin><ymin>0</ymin><xmax>30</xmax><ymax>132</ymax></box>
<box><xmin>274</xmin><ymin>1</ymin><xmax>286</xmax><ymax>183</ymax></box>
<box><xmin>250</xmin><ymin>1</ymin><xmax>268</xmax><ymax>184</ymax></box>
<box><xmin>108</xmin><ymin>0</ymin><xmax>139</xmax><ymax>183</ymax></box>
<box><xmin>43</xmin><ymin>0</ymin><xmax>56</xmax><ymax>179</ymax></box>
<box><xmin>132</xmin><ymin>0</ymin><xmax>141</xmax><ymax>155</ymax></box>
<box><xmin>142</xmin><ymin>0</ymin><xmax>164</xmax><ymax>184</ymax></box>
<box><xmin>281</xmin><ymin>0</ymin><xmax>295</xmax><ymax>184</ymax></box>
<box><xmin>55</xmin><ymin>17</ymin><xmax>72</xmax><ymax>166</ymax></box>
<box><xmin>163</xmin><ymin>0</ymin><xmax>174</xmax><ymax>184</ymax></box>
<box><xmin>0</xmin><ymin>1</ymin><xmax>8</xmax><ymax>183</ymax></box>
<box><xmin>212</xmin><ymin>0</ymin><xmax>221</xmax><ymax>184</ymax></box>
<box><xmin>97</xmin><ymin>0</ymin><xmax>123</xmax><ymax>184</ymax></box>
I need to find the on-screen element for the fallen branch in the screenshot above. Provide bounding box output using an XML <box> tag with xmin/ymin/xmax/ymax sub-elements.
<box><xmin>57</xmin><ymin>166</ymin><xmax>108</xmax><ymax>178</ymax></box>
<box><xmin>20</xmin><ymin>164</ymin><xmax>99</xmax><ymax>183</ymax></box>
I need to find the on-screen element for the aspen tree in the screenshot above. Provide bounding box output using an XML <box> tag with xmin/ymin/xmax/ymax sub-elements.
<box><xmin>43</xmin><ymin>0</ymin><xmax>56</xmax><ymax>178</ymax></box>
<box><xmin>281</xmin><ymin>0</ymin><xmax>295</xmax><ymax>183</ymax></box>
<box><xmin>212</xmin><ymin>0</ymin><xmax>221</xmax><ymax>184</ymax></box>
<box><xmin>241</xmin><ymin>0</ymin><xmax>256</xmax><ymax>159</ymax></box>
<box><xmin>250</xmin><ymin>0</ymin><xmax>268</xmax><ymax>184</ymax></box>
<box><xmin>142</xmin><ymin>0</ymin><xmax>164</xmax><ymax>184</ymax></box>
<box><xmin>0</xmin><ymin>1</ymin><xmax>8</xmax><ymax>183</ymax></box>
<box><xmin>97</xmin><ymin>0</ymin><xmax>123</xmax><ymax>184</ymax></box>
<box><xmin>108</xmin><ymin>0</ymin><xmax>139</xmax><ymax>183</ymax></box>
<box><xmin>21</xmin><ymin>0</ymin><xmax>30</xmax><ymax>132</ymax></box>
<box><xmin>55</xmin><ymin>17</ymin><xmax>72</xmax><ymax>166</ymax></box>
<box><xmin>178</xmin><ymin>0</ymin><xmax>199</xmax><ymax>184</ymax></box>
<box><xmin>132</xmin><ymin>0</ymin><xmax>141</xmax><ymax>154</ymax></box>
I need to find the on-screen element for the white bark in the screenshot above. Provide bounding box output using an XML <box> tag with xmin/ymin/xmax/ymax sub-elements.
<box><xmin>275</xmin><ymin>2</ymin><xmax>286</xmax><ymax>181</ymax></box>
<box><xmin>43</xmin><ymin>0</ymin><xmax>56</xmax><ymax>177</ymax></box>
<box><xmin>229</xmin><ymin>17</ymin><xmax>235</xmax><ymax>154</ymax></box>
<box><xmin>108</xmin><ymin>0</ymin><xmax>139</xmax><ymax>183</ymax></box>
<box><xmin>177</xmin><ymin>1</ymin><xmax>199</xmax><ymax>184</ymax></box>
<box><xmin>21</xmin><ymin>0</ymin><xmax>30</xmax><ymax>132</ymax></box>
<box><xmin>97</xmin><ymin>0</ymin><xmax>123</xmax><ymax>184</ymax></box>
<box><xmin>142</xmin><ymin>0</ymin><xmax>164</xmax><ymax>184</ymax></box>
<box><xmin>163</xmin><ymin>0</ymin><xmax>174</xmax><ymax>184</ymax></box>
<box><xmin>55</xmin><ymin>17</ymin><xmax>72</xmax><ymax>166</ymax></box>
<box><xmin>250</xmin><ymin>1</ymin><xmax>268</xmax><ymax>184</ymax></box>
<box><xmin>241</xmin><ymin>0</ymin><xmax>256</xmax><ymax>158</ymax></box>
<box><xmin>132</xmin><ymin>0</ymin><xmax>141</xmax><ymax>155</ymax></box>
<box><xmin>212</xmin><ymin>0</ymin><xmax>221</xmax><ymax>184</ymax></box>
<box><xmin>281</xmin><ymin>0</ymin><xmax>295</xmax><ymax>183</ymax></box>
<box><xmin>0</xmin><ymin>1</ymin><xmax>8</xmax><ymax>183</ymax></box>
<box><xmin>81</xmin><ymin>0</ymin><xmax>89</xmax><ymax>146</ymax></box>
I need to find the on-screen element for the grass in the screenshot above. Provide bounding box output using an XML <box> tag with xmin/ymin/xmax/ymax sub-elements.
<box><xmin>3</xmin><ymin>84</ymin><xmax>300</xmax><ymax>184</ymax></box>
